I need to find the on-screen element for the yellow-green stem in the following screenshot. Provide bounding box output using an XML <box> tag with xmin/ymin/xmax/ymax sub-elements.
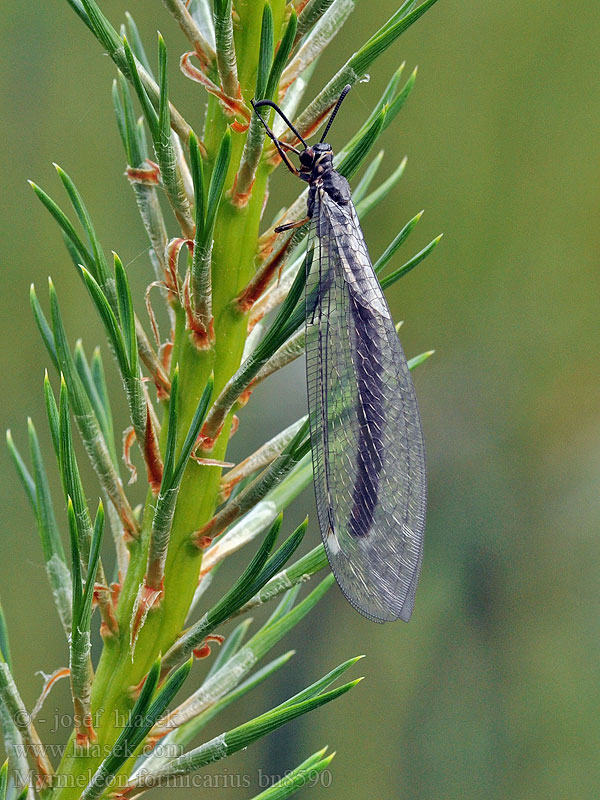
<box><xmin>50</xmin><ymin>2</ymin><xmax>285</xmax><ymax>796</ymax></box>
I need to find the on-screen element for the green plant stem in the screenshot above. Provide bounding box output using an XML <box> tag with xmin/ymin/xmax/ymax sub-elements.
<box><xmin>51</xmin><ymin>6</ymin><xmax>286</xmax><ymax>798</ymax></box>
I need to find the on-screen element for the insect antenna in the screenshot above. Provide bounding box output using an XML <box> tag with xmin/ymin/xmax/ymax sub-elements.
<box><xmin>251</xmin><ymin>98</ymin><xmax>308</xmax><ymax>174</ymax></box>
<box><xmin>319</xmin><ymin>84</ymin><xmax>352</xmax><ymax>143</ymax></box>
<box><xmin>252</xmin><ymin>99</ymin><xmax>308</xmax><ymax>149</ymax></box>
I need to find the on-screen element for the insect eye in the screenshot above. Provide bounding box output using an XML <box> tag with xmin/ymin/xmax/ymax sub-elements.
<box><xmin>299</xmin><ymin>149</ymin><xmax>313</xmax><ymax>166</ymax></box>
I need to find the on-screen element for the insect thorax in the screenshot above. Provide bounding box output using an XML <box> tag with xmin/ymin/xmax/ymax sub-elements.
<box><xmin>306</xmin><ymin>149</ymin><xmax>352</xmax><ymax>217</ymax></box>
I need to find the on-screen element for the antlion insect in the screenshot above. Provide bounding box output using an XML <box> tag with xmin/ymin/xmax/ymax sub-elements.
<box><xmin>252</xmin><ymin>86</ymin><xmax>427</xmax><ymax>623</ymax></box>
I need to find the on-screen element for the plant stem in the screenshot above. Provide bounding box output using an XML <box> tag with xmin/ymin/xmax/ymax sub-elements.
<box><xmin>51</xmin><ymin>4</ymin><xmax>284</xmax><ymax>794</ymax></box>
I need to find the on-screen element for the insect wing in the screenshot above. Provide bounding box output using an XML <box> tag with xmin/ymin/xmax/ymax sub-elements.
<box><xmin>305</xmin><ymin>188</ymin><xmax>427</xmax><ymax>622</ymax></box>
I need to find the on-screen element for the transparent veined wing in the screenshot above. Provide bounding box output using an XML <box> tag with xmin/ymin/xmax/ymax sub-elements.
<box><xmin>305</xmin><ymin>186</ymin><xmax>427</xmax><ymax>622</ymax></box>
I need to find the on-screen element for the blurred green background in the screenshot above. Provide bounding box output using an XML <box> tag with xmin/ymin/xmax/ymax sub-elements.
<box><xmin>2</xmin><ymin>1</ymin><xmax>600</xmax><ymax>798</ymax></box>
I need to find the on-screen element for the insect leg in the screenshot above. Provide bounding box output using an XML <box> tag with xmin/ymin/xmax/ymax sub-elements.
<box><xmin>274</xmin><ymin>216</ymin><xmax>310</xmax><ymax>234</ymax></box>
